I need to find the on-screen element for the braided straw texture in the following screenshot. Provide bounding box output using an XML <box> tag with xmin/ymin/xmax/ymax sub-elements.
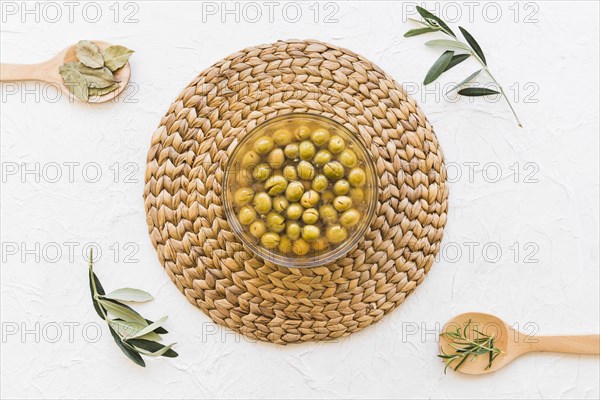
<box><xmin>144</xmin><ymin>39</ymin><xmax>448</xmax><ymax>344</ymax></box>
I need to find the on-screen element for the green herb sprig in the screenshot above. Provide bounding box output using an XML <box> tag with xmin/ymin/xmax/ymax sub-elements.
<box><xmin>59</xmin><ymin>40</ymin><xmax>133</xmax><ymax>101</ymax></box>
<box><xmin>88</xmin><ymin>249</ymin><xmax>177</xmax><ymax>367</ymax></box>
<box><xmin>405</xmin><ymin>6</ymin><xmax>523</xmax><ymax>127</ymax></box>
<box><xmin>438</xmin><ymin>319</ymin><xmax>502</xmax><ymax>374</ymax></box>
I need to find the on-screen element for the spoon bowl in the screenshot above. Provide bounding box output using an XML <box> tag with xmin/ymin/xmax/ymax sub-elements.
<box><xmin>0</xmin><ymin>41</ymin><xmax>131</xmax><ymax>103</ymax></box>
<box><xmin>440</xmin><ymin>312</ymin><xmax>600</xmax><ymax>375</ymax></box>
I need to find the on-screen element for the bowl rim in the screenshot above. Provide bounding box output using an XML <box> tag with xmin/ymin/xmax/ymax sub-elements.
<box><xmin>222</xmin><ymin>112</ymin><xmax>379</xmax><ymax>268</ymax></box>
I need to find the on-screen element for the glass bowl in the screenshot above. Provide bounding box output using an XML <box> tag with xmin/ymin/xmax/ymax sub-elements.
<box><xmin>223</xmin><ymin>113</ymin><xmax>378</xmax><ymax>268</ymax></box>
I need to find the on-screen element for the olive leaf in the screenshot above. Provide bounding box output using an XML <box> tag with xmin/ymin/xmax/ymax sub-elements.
<box><xmin>425</xmin><ymin>39</ymin><xmax>472</xmax><ymax>52</ymax></box>
<box><xmin>109</xmin><ymin>325</ymin><xmax>145</xmax><ymax>367</ymax></box>
<box><xmin>446</xmin><ymin>69</ymin><xmax>483</xmax><ymax>94</ymax></box>
<box><xmin>404</xmin><ymin>27</ymin><xmax>439</xmax><ymax>37</ymax></box>
<box><xmin>146</xmin><ymin>319</ymin><xmax>168</xmax><ymax>334</ymax></box>
<box><xmin>459</xmin><ymin>27</ymin><xmax>486</xmax><ymax>65</ymax></box>
<box><xmin>75</xmin><ymin>40</ymin><xmax>104</xmax><ymax>68</ymax></box>
<box><xmin>424</xmin><ymin>51</ymin><xmax>454</xmax><ymax>85</ymax></box>
<box><xmin>109</xmin><ymin>319</ymin><xmax>145</xmax><ymax>339</ymax></box>
<box><xmin>88</xmin><ymin>262</ymin><xmax>105</xmax><ymax>318</ymax></box>
<box><xmin>127</xmin><ymin>339</ymin><xmax>178</xmax><ymax>358</ymax></box>
<box><xmin>105</xmin><ymin>288</ymin><xmax>154</xmax><ymax>303</ymax></box>
<box><xmin>407</xmin><ymin>17</ymin><xmax>428</xmax><ymax>26</ymax></box>
<box><xmin>129</xmin><ymin>316</ymin><xmax>168</xmax><ymax>339</ymax></box>
<box><xmin>101</xmin><ymin>45</ymin><xmax>134</xmax><ymax>72</ymax></box>
<box><xmin>445</xmin><ymin>54</ymin><xmax>470</xmax><ymax>71</ymax></box>
<box><xmin>416</xmin><ymin>6</ymin><xmax>456</xmax><ymax>37</ymax></box>
<box><xmin>458</xmin><ymin>87</ymin><xmax>501</xmax><ymax>96</ymax></box>
<box><xmin>98</xmin><ymin>298</ymin><xmax>148</xmax><ymax>326</ymax></box>
<box><xmin>109</xmin><ymin>320</ymin><xmax>162</xmax><ymax>341</ymax></box>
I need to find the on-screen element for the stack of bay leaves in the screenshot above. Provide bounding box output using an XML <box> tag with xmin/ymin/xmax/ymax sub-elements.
<box><xmin>59</xmin><ymin>40</ymin><xmax>133</xmax><ymax>101</ymax></box>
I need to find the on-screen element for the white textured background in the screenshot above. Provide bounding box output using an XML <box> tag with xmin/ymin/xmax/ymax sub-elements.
<box><xmin>1</xmin><ymin>1</ymin><xmax>599</xmax><ymax>399</ymax></box>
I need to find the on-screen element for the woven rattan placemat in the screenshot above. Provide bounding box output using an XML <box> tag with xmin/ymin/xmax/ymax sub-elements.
<box><xmin>143</xmin><ymin>39</ymin><xmax>448</xmax><ymax>344</ymax></box>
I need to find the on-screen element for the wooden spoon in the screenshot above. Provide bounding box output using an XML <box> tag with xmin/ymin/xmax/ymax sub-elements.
<box><xmin>0</xmin><ymin>41</ymin><xmax>130</xmax><ymax>103</ymax></box>
<box><xmin>439</xmin><ymin>312</ymin><xmax>599</xmax><ymax>375</ymax></box>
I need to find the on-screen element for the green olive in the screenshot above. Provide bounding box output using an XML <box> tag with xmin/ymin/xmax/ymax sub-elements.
<box><xmin>266</xmin><ymin>212</ymin><xmax>285</xmax><ymax>233</ymax></box>
<box><xmin>328</xmin><ymin>135</ymin><xmax>346</xmax><ymax>154</ymax></box>
<box><xmin>233</xmin><ymin>187</ymin><xmax>255</xmax><ymax>206</ymax></box>
<box><xmin>348</xmin><ymin>167</ymin><xmax>366</xmax><ymax>187</ymax></box>
<box><xmin>252</xmin><ymin>163</ymin><xmax>271</xmax><ymax>181</ymax></box>
<box><xmin>302</xmin><ymin>180</ymin><xmax>312</xmax><ymax>191</ymax></box>
<box><xmin>350</xmin><ymin>188</ymin><xmax>365</xmax><ymax>203</ymax></box>
<box><xmin>323</xmin><ymin>161</ymin><xmax>345</xmax><ymax>180</ymax></box>
<box><xmin>278</xmin><ymin>235</ymin><xmax>293</xmax><ymax>253</ymax></box>
<box><xmin>302</xmin><ymin>225</ymin><xmax>321</xmax><ymax>242</ymax></box>
<box><xmin>238</xmin><ymin>206</ymin><xmax>257</xmax><ymax>225</ymax></box>
<box><xmin>265</xmin><ymin>175</ymin><xmax>288</xmax><ymax>195</ymax></box>
<box><xmin>333</xmin><ymin>196</ymin><xmax>353</xmax><ymax>212</ymax></box>
<box><xmin>267</xmin><ymin>148</ymin><xmax>285</xmax><ymax>169</ymax></box>
<box><xmin>286</xmin><ymin>221</ymin><xmax>301</xmax><ymax>240</ymax></box>
<box><xmin>297</xmin><ymin>161</ymin><xmax>315</xmax><ymax>180</ymax></box>
<box><xmin>273</xmin><ymin>196</ymin><xmax>289</xmax><ymax>213</ymax></box>
<box><xmin>241</xmin><ymin>150</ymin><xmax>261</xmax><ymax>168</ymax></box>
<box><xmin>299</xmin><ymin>141</ymin><xmax>316</xmax><ymax>160</ymax></box>
<box><xmin>301</xmin><ymin>190</ymin><xmax>320</xmax><ymax>208</ymax></box>
<box><xmin>312</xmin><ymin>237</ymin><xmax>329</xmax><ymax>252</ymax></box>
<box><xmin>321</xmin><ymin>190</ymin><xmax>335</xmax><ymax>203</ymax></box>
<box><xmin>313</xmin><ymin>149</ymin><xmax>332</xmax><ymax>166</ymax></box>
<box><xmin>295</xmin><ymin>125</ymin><xmax>311</xmax><ymax>140</ymax></box>
<box><xmin>284</xmin><ymin>143</ymin><xmax>299</xmax><ymax>159</ymax></box>
<box><xmin>273</xmin><ymin>128</ymin><xmax>292</xmax><ymax>146</ymax></box>
<box><xmin>236</xmin><ymin>172</ymin><xmax>253</xmax><ymax>187</ymax></box>
<box><xmin>261</xmin><ymin>232</ymin><xmax>280</xmax><ymax>249</ymax></box>
<box><xmin>283</xmin><ymin>165</ymin><xmax>297</xmax><ymax>181</ymax></box>
<box><xmin>292</xmin><ymin>238</ymin><xmax>310</xmax><ymax>255</ymax></box>
<box><xmin>249</xmin><ymin>221</ymin><xmax>267</xmax><ymax>238</ymax></box>
<box><xmin>311</xmin><ymin>128</ymin><xmax>330</xmax><ymax>146</ymax></box>
<box><xmin>254</xmin><ymin>137</ymin><xmax>274</xmax><ymax>155</ymax></box>
<box><xmin>312</xmin><ymin>174</ymin><xmax>329</xmax><ymax>193</ymax></box>
<box><xmin>339</xmin><ymin>149</ymin><xmax>358</xmax><ymax>168</ymax></box>
<box><xmin>340</xmin><ymin>209</ymin><xmax>361</xmax><ymax>228</ymax></box>
<box><xmin>326</xmin><ymin>225</ymin><xmax>347</xmax><ymax>244</ymax></box>
<box><xmin>319</xmin><ymin>204</ymin><xmax>338</xmax><ymax>224</ymax></box>
<box><xmin>302</xmin><ymin>208</ymin><xmax>319</xmax><ymax>224</ymax></box>
<box><xmin>286</xmin><ymin>203</ymin><xmax>303</xmax><ymax>220</ymax></box>
<box><xmin>252</xmin><ymin>192</ymin><xmax>272</xmax><ymax>214</ymax></box>
<box><xmin>285</xmin><ymin>181</ymin><xmax>305</xmax><ymax>202</ymax></box>
<box><xmin>333</xmin><ymin>179</ymin><xmax>350</xmax><ymax>195</ymax></box>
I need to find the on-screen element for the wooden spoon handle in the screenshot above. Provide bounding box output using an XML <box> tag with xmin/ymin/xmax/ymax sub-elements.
<box><xmin>530</xmin><ymin>335</ymin><xmax>600</xmax><ymax>355</ymax></box>
<box><xmin>0</xmin><ymin>63</ymin><xmax>52</xmax><ymax>82</ymax></box>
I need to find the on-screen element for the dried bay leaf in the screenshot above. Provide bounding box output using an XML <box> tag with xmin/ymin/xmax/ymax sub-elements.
<box><xmin>101</xmin><ymin>45</ymin><xmax>134</xmax><ymax>71</ymax></box>
<box><xmin>75</xmin><ymin>40</ymin><xmax>104</xmax><ymax>68</ymax></box>
<box><xmin>59</xmin><ymin>64</ymin><xmax>89</xmax><ymax>101</ymax></box>
<box><xmin>89</xmin><ymin>83</ymin><xmax>120</xmax><ymax>97</ymax></box>
<box><xmin>75</xmin><ymin>64</ymin><xmax>116</xmax><ymax>88</ymax></box>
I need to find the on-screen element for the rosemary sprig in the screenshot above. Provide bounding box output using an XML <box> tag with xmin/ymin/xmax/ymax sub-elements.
<box><xmin>88</xmin><ymin>249</ymin><xmax>178</xmax><ymax>367</ymax></box>
<box><xmin>438</xmin><ymin>319</ymin><xmax>502</xmax><ymax>374</ymax></box>
<box><xmin>405</xmin><ymin>6</ymin><xmax>523</xmax><ymax>127</ymax></box>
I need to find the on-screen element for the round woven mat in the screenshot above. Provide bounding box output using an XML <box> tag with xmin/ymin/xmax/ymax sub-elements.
<box><xmin>144</xmin><ymin>39</ymin><xmax>448</xmax><ymax>344</ymax></box>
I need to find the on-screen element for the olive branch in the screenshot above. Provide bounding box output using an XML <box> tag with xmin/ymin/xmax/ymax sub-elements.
<box><xmin>406</xmin><ymin>6</ymin><xmax>523</xmax><ymax>127</ymax></box>
<box><xmin>88</xmin><ymin>249</ymin><xmax>178</xmax><ymax>367</ymax></box>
